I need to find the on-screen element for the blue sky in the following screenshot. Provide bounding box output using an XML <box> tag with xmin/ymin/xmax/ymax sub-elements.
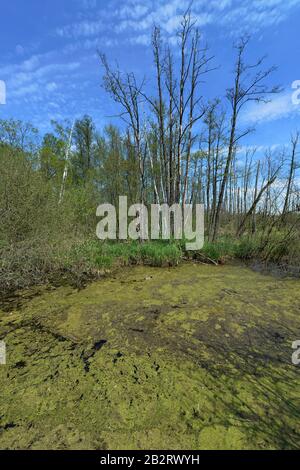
<box><xmin>0</xmin><ymin>0</ymin><xmax>300</xmax><ymax>151</ymax></box>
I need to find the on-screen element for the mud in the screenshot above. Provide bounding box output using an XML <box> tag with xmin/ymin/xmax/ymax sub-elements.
<box><xmin>0</xmin><ymin>264</ymin><xmax>299</xmax><ymax>449</ymax></box>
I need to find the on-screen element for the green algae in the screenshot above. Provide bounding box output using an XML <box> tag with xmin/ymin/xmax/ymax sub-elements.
<box><xmin>0</xmin><ymin>263</ymin><xmax>300</xmax><ymax>449</ymax></box>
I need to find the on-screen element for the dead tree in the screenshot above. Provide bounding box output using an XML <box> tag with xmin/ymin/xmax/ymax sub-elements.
<box><xmin>237</xmin><ymin>154</ymin><xmax>282</xmax><ymax>237</ymax></box>
<box><xmin>100</xmin><ymin>53</ymin><xmax>146</xmax><ymax>202</ymax></box>
<box><xmin>211</xmin><ymin>36</ymin><xmax>280</xmax><ymax>241</ymax></box>
<box><xmin>282</xmin><ymin>132</ymin><xmax>299</xmax><ymax>216</ymax></box>
<box><xmin>251</xmin><ymin>159</ymin><xmax>260</xmax><ymax>234</ymax></box>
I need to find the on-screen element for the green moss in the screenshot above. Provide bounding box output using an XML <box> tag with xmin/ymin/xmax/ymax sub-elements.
<box><xmin>198</xmin><ymin>425</ymin><xmax>246</xmax><ymax>450</ymax></box>
<box><xmin>0</xmin><ymin>264</ymin><xmax>299</xmax><ymax>449</ymax></box>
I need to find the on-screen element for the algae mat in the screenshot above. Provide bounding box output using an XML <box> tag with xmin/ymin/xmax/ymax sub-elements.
<box><xmin>0</xmin><ymin>264</ymin><xmax>299</xmax><ymax>449</ymax></box>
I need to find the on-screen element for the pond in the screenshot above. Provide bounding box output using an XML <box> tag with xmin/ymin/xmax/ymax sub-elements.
<box><xmin>0</xmin><ymin>263</ymin><xmax>299</xmax><ymax>449</ymax></box>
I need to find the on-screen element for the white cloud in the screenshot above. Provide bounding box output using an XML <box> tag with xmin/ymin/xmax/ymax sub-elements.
<box><xmin>10</xmin><ymin>83</ymin><xmax>40</xmax><ymax>99</ymax></box>
<box><xmin>57</xmin><ymin>19</ymin><xmax>103</xmax><ymax>38</ymax></box>
<box><xmin>128</xmin><ymin>34</ymin><xmax>150</xmax><ymax>46</ymax></box>
<box><xmin>0</xmin><ymin>51</ymin><xmax>57</xmax><ymax>77</ymax></box>
<box><xmin>8</xmin><ymin>62</ymin><xmax>80</xmax><ymax>90</ymax></box>
<box><xmin>236</xmin><ymin>143</ymin><xmax>282</xmax><ymax>155</ymax></box>
<box><xmin>210</xmin><ymin>0</ymin><xmax>233</xmax><ymax>10</ymax></box>
<box><xmin>53</xmin><ymin>0</ymin><xmax>300</xmax><ymax>50</ymax></box>
<box><xmin>2</xmin><ymin>0</ymin><xmax>300</xmax><ymax>129</ymax></box>
<box><xmin>241</xmin><ymin>90</ymin><xmax>300</xmax><ymax>124</ymax></box>
<box><xmin>1</xmin><ymin>55</ymin><xmax>80</xmax><ymax>106</ymax></box>
<box><xmin>112</xmin><ymin>0</ymin><xmax>300</xmax><ymax>37</ymax></box>
<box><xmin>164</xmin><ymin>15</ymin><xmax>183</xmax><ymax>34</ymax></box>
<box><xmin>118</xmin><ymin>3</ymin><xmax>149</xmax><ymax>19</ymax></box>
<box><xmin>46</xmin><ymin>82</ymin><xmax>58</xmax><ymax>92</ymax></box>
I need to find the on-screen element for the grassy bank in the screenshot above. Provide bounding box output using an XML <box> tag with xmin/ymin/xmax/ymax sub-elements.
<box><xmin>1</xmin><ymin>229</ymin><xmax>299</xmax><ymax>298</ymax></box>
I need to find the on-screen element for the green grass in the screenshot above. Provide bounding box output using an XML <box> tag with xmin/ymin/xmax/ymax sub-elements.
<box><xmin>1</xmin><ymin>229</ymin><xmax>299</xmax><ymax>297</ymax></box>
<box><xmin>69</xmin><ymin>239</ymin><xmax>182</xmax><ymax>269</ymax></box>
<box><xmin>67</xmin><ymin>236</ymin><xmax>265</xmax><ymax>270</ymax></box>
<box><xmin>199</xmin><ymin>239</ymin><xmax>236</xmax><ymax>262</ymax></box>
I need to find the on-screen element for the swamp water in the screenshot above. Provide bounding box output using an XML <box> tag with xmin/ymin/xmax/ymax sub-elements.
<box><xmin>0</xmin><ymin>264</ymin><xmax>299</xmax><ymax>449</ymax></box>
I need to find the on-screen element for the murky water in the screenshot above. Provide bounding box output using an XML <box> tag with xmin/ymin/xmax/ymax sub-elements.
<box><xmin>0</xmin><ymin>264</ymin><xmax>299</xmax><ymax>449</ymax></box>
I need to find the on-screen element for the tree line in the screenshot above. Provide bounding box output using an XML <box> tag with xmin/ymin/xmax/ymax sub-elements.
<box><xmin>0</xmin><ymin>11</ymin><xmax>299</xmax><ymax>246</ymax></box>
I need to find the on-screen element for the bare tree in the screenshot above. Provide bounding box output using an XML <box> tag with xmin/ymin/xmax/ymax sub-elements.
<box><xmin>100</xmin><ymin>53</ymin><xmax>146</xmax><ymax>201</ymax></box>
<box><xmin>282</xmin><ymin>132</ymin><xmax>299</xmax><ymax>216</ymax></box>
<box><xmin>236</xmin><ymin>161</ymin><xmax>281</xmax><ymax>237</ymax></box>
<box><xmin>211</xmin><ymin>37</ymin><xmax>281</xmax><ymax>241</ymax></box>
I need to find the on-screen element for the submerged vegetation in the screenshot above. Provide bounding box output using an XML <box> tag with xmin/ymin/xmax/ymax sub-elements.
<box><xmin>1</xmin><ymin>264</ymin><xmax>300</xmax><ymax>449</ymax></box>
